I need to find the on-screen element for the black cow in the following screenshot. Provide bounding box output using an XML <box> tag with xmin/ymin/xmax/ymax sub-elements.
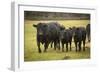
<box><xmin>73</xmin><ymin>27</ymin><xmax>86</xmax><ymax>52</ymax></box>
<box><xmin>50</xmin><ymin>25</ymin><xmax>65</xmax><ymax>50</ymax></box>
<box><xmin>33</xmin><ymin>22</ymin><xmax>61</xmax><ymax>53</ymax></box>
<box><xmin>86</xmin><ymin>24</ymin><xmax>90</xmax><ymax>42</ymax></box>
<box><xmin>60</xmin><ymin>28</ymin><xmax>73</xmax><ymax>52</ymax></box>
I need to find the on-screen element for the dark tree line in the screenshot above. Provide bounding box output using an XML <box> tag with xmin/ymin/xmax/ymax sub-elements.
<box><xmin>24</xmin><ymin>11</ymin><xmax>90</xmax><ymax>20</ymax></box>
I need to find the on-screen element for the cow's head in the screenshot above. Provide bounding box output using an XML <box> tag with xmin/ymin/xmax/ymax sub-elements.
<box><xmin>33</xmin><ymin>23</ymin><xmax>47</xmax><ymax>36</ymax></box>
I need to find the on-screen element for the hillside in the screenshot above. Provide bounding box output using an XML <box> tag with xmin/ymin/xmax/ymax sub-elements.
<box><xmin>24</xmin><ymin>11</ymin><xmax>90</xmax><ymax>20</ymax></box>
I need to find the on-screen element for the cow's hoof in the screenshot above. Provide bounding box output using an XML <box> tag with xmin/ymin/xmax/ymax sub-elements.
<box><xmin>58</xmin><ymin>48</ymin><xmax>60</xmax><ymax>50</ymax></box>
<box><xmin>39</xmin><ymin>52</ymin><xmax>41</xmax><ymax>53</ymax></box>
<box><xmin>66</xmin><ymin>50</ymin><xmax>68</xmax><ymax>52</ymax></box>
<box><xmin>38</xmin><ymin>50</ymin><xmax>42</xmax><ymax>53</ymax></box>
<box><xmin>54</xmin><ymin>48</ymin><xmax>56</xmax><ymax>50</ymax></box>
<box><xmin>62</xmin><ymin>50</ymin><xmax>64</xmax><ymax>52</ymax></box>
<box><xmin>79</xmin><ymin>50</ymin><xmax>81</xmax><ymax>52</ymax></box>
<box><xmin>66</xmin><ymin>49</ymin><xmax>68</xmax><ymax>52</ymax></box>
<box><xmin>44</xmin><ymin>50</ymin><xmax>47</xmax><ymax>53</ymax></box>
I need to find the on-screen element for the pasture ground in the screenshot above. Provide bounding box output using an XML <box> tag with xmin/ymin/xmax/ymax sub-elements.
<box><xmin>24</xmin><ymin>20</ymin><xmax>90</xmax><ymax>61</ymax></box>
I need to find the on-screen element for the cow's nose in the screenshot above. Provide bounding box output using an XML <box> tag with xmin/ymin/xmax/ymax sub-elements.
<box><xmin>38</xmin><ymin>32</ymin><xmax>43</xmax><ymax>36</ymax></box>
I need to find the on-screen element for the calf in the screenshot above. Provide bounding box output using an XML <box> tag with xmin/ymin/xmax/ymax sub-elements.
<box><xmin>60</xmin><ymin>28</ymin><xmax>73</xmax><ymax>52</ymax></box>
<box><xmin>50</xmin><ymin>25</ymin><xmax>65</xmax><ymax>50</ymax></box>
<box><xmin>73</xmin><ymin>27</ymin><xmax>86</xmax><ymax>52</ymax></box>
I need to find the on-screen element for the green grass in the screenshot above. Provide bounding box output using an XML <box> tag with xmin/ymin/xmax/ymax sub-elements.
<box><xmin>24</xmin><ymin>20</ymin><xmax>90</xmax><ymax>61</ymax></box>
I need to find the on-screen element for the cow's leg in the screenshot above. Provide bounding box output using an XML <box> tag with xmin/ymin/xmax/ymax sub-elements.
<box><xmin>58</xmin><ymin>40</ymin><xmax>60</xmax><ymax>50</ymax></box>
<box><xmin>88</xmin><ymin>34</ymin><xmax>90</xmax><ymax>42</ymax></box>
<box><xmin>54</xmin><ymin>41</ymin><xmax>57</xmax><ymax>50</ymax></box>
<box><xmin>66</xmin><ymin>42</ymin><xmax>68</xmax><ymax>52</ymax></box>
<box><xmin>44</xmin><ymin>42</ymin><xmax>49</xmax><ymax>52</ymax></box>
<box><xmin>51</xmin><ymin>41</ymin><xmax>53</xmax><ymax>48</ymax></box>
<box><xmin>79</xmin><ymin>41</ymin><xmax>82</xmax><ymax>52</ymax></box>
<box><xmin>87</xmin><ymin>33</ymin><xmax>90</xmax><ymax>42</ymax></box>
<box><xmin>62</xmin><ymin>43</ymin><xmax>64</xmax><ymax>52</ymax></box>
<box><xmin>75</xmin><ymin>42</ymin><xmax>77</xmax><ymax>52</ymax></box>
<box><xmin>89</xmin><ymin>35</ymin><xmax>90</xmax><ymax>42</ymax></box>
<box><xmin>83</xmin><ymin>40</ymin><xmax>85</xmax><ymax>51</ymax></box>
<box><xmin>87</xmin><ymin>35</ymin><xmax>89</xmax><ymax>42</ymax></box>
<box><xmin>37</xmin><ymin>42</ymin><xmax>41</xmax><ymax>53</ymax></box>
<box><xmin>70</xmin><ymin>41</ymin><xmax>72</xmax><ymax>51</ymax></box>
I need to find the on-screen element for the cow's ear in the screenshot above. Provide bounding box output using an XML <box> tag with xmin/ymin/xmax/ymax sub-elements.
<box><xmin>69</xmin><ymin>27</ymin><xmax>72</xmax><ymax>30</ymax></box>
<box><xmin>33</xmin><ymin>24</ymin><xmax>37</xmax><ymax>28</ymax></box>
<box><xmin>60</xmin><ymin>26</ymin><xmax>65</xmax><ymax>30</ymax></box>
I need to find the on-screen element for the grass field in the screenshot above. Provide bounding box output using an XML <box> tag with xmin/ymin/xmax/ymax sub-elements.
<box><xmin>24</xmin><ymin>20</ymin><xmax>90</xmax><ymax>61</ymax></box>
